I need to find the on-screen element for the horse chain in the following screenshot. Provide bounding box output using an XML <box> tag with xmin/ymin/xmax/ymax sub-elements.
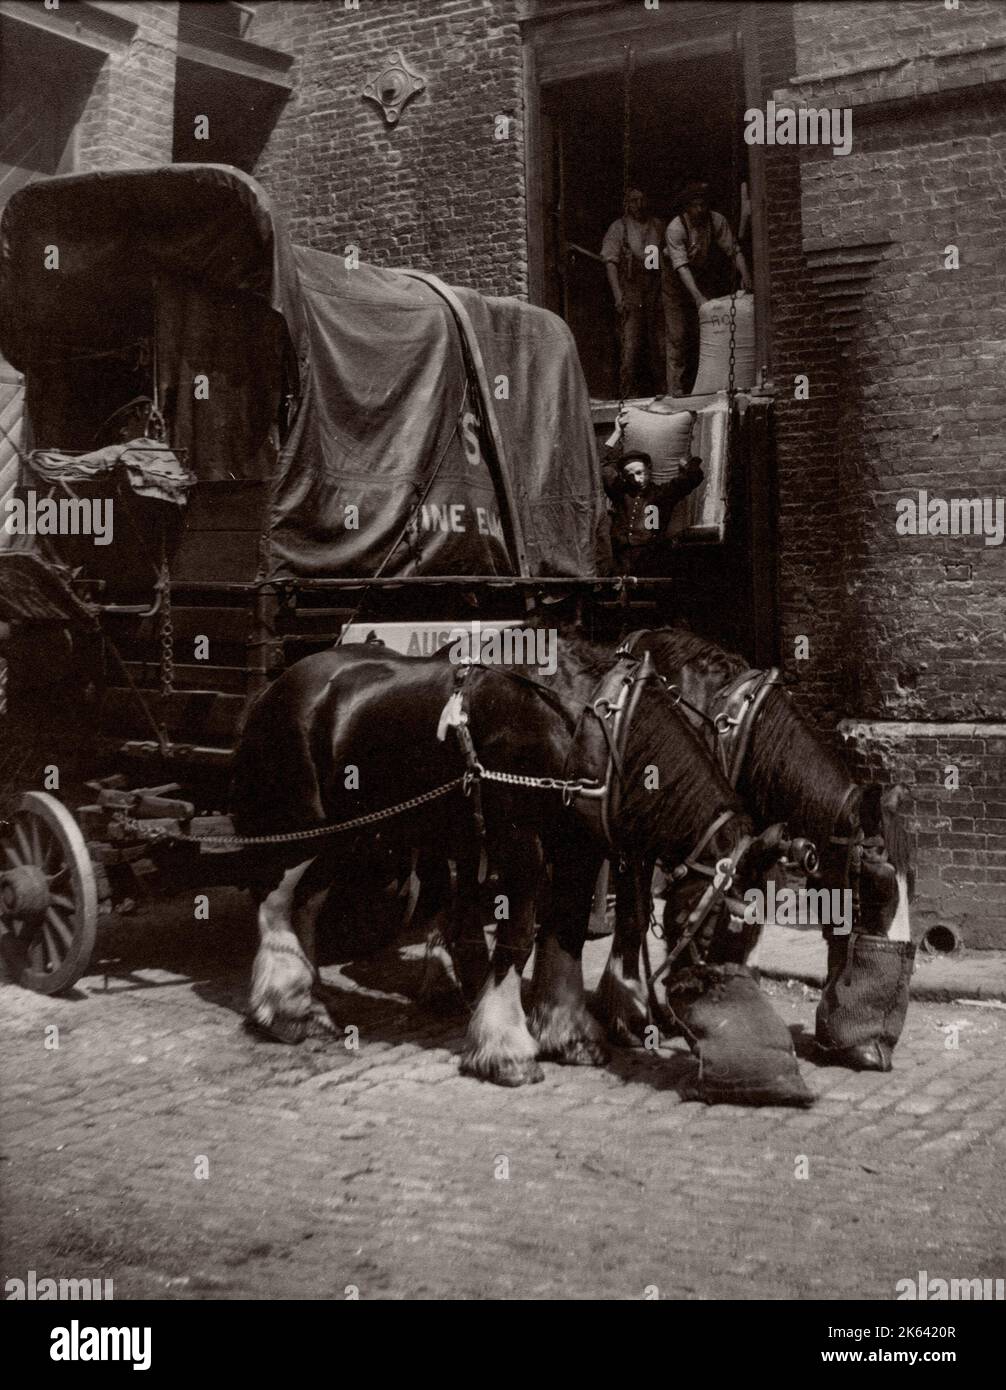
<box><xmin>117</xmin><ymin>759</ymin><xmax>605</xmax><ymax>851</ymax></box>
<box><xmin>119</xmin><ymin>777</ymin><xmax>468</xmax><ymax>848</ymax></box>
<box><xmin>479</xmin><ymin>767</ymin><xmax>600</xmax><ymax>797</ymax></box>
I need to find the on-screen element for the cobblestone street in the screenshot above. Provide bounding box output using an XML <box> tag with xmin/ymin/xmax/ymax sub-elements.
<box><xmin>2</xmin><ymin>889</ymin><xmax>1004</xmax><ymax>1301</ymax></box>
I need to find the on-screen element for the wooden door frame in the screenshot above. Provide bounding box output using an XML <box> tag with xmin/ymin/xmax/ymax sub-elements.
<box><xmin>522</xmin><ymin>4</ymin><xmax>773</xmax><ymax>377</ymax></box>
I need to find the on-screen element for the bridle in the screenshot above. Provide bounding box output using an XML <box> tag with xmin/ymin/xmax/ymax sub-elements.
<box><xmin>617</xmin><ymin>629</ymin><xmax>782</xmax><ymax>785</ymax></box>
<box><xmin>646</xmin><ymin>806</ymin><xmax>752</xmax><ymax>989</ymax></box>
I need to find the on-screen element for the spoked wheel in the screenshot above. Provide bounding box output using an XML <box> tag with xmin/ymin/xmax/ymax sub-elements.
<box><xmin>0</xmin><ymin>791</ymin><xmax>98</xmax><ymax>994</ymax></box>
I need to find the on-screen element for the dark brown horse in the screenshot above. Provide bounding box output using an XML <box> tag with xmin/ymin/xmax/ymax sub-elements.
<box><xmin>596</xmin><ymin>626</ymin><xmax>917</xmax><ymax>1071</ymax></box>
<box><xmin>228</xmin><ymin>638</ymin><xmax>792</xmax><ymax>1087</ymax></box>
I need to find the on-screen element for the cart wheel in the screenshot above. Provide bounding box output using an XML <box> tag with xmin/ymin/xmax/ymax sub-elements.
<box><xmin>0</xmin><ymin>791</ymin><xmax>98</xmax><ymax>994</ymax></box>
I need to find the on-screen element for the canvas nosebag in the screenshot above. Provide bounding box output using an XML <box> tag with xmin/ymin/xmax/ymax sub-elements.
<box><xmin>663</xmin><ymin>963</ymin><xmax>814</xmax><ymax>1107</ymax></box>
<box><xmin>816</xmin><ymin>932</ymin><xmax>916</xmax><ymax>1072</ymax></box>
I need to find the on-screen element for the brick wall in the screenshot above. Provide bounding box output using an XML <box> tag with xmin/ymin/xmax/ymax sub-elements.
<box><xmin>756</xmin><ymin>3</ymin><xmax>849</xmax><ymax>727</ymax></box>
<box><xmin>247</xmin><ymin>0</ymin><xmax>528</xmax><ymax>297</ymax></box>
<box><xmin>75</xmin><ymin>4</ymin><xmax>178</xmax><ymax>169</ymax></box>
<box><xmin>766</xmin><ymin>0</ymin><xmax>1006</xmax><ymax>945</ymax></box>
<box><xmin>795</xmin><ymin>0</ymin><xmax>1006</xmax><ymax>78</ymax></box>
<box><xmin>840</xmin><ymin>721</ymin><xmax>1006</xmax><ymax>950</ymax></box>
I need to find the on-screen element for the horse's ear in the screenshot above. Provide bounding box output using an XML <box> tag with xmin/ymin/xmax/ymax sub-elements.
<box><xmin>860</xmin><ymin>783</ymin><xmax>884</xmax><ymax>836</ymax></box>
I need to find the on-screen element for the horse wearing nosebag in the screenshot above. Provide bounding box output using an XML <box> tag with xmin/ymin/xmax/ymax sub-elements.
<box><xmin>228</xmin><ymin>638</ymin><xmax>812</xmax><ymax>1100</ymax></box>
<box><xmin>598</xmin><ymin>627</ymin><xmax>917</xmax><ymax>1073</ymax></box>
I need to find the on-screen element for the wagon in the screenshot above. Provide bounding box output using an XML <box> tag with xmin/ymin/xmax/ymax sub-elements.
<box><xmin>0</xmin><ymin>162</ymin><xmax>682</xmax><ymax>994</ymax></box>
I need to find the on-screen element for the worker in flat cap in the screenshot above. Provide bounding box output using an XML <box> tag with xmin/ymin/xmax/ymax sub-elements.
<box><xmin>602</xmin><ymin>409</ymin><xmax>704</xmax><ymax>575</ymax></box>
<box><xmin>663</xmin><ymin>180</ymin><xmax>751</xmax><ymax>395</ymax></box>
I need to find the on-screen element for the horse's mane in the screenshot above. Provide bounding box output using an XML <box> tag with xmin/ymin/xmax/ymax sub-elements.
<box><xmin>619</xmin><ymin>685</ymin><xmax>744</xmax><ymax>861</ymax></box>
<box><xmin>551</xmin><ymin>629</ymin><xmax>623</xmax><ymax>681</ymax></box>
<box><xmin>507</xmin><ymin>626</ymin><xmax>744</xmax><ymax>857</ymax></box>
<box><xmin>883</xmin><ymin>801</ymin><xmax>916</xmax><ymax>893</ymax></box>
<box><xmin>746</xmin><ymin>691</ymin><xmax>859</xmax><ymax>845</ymax></box>
<box><xmin>643</xmin><ymin>626</ymin><xmax>857</xmax><ymax>844</ymax></box>
<box><xmin>640</xmin><ymin>625</ymin><xmax>744</xmax><ymax>686</ymax></box>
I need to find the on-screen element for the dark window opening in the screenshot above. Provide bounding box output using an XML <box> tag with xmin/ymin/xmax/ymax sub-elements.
<box><xmin>540</xmin><ymin>49</ymin><xmax>749</xmax><ymax>401</ymax></box>
<box><xmin>0</xmin><ymin>17</ymin><xmax>98</xmax><ymax>212</ymax></box>
<box><xmin>172</xmin><ymin>57</ymin><xmax>285</xmax><ymax>171</ymax></box>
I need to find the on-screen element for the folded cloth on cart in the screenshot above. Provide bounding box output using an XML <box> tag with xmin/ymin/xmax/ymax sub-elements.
<box><xmin>26</xmin><ymin>439</ymin><xmax>195</xmax><ymax>505</ymax></box>
<box><xmin>0</xmin><ymin>551</ymin><xmax>97</xmax><ymax>625</ymax></box>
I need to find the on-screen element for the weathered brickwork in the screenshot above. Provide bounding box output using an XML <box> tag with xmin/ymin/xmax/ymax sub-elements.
<box><xmin>840</xmin><ymin>723</ymin><xmax>1006</xmax><ymax>950</ymax></box>
<box><xmin>771</xmin><ymin>1</ymin><xmax>1006</xmax><ymax>944</ymax></box>
<box><xmin>795</xmin><ymin>0</ymin><xmax>1006</xmax><ymax>81</ymax></box>
<box><xmin>75</xmin><ymin>4</ymin><xmax>178</xmax><ymax>169</ymax></box>
<box><xmin>755</xmin><ymin>5</ymin><xmax>849</xmax><ymax>728</ymax></box>
<box><xmin>247</xmin><ymin>0</ymin><xmax>528</xmax><ymax>297</ymax></box>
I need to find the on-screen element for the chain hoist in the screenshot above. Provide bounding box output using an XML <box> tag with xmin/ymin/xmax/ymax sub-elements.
<box><xmin>725</xmin><ymin>284</ymin><xmax>738</xmax><ymax>471</ymax></box>
<box><xmin>157</xmin><ymin>550</ymin><xmax>175</xmax><ymax>702</ymax></box>
<box><xmin>617</xmin><ymin>41</ymin><xmax>634</xmax><ymax>416</ymax></box>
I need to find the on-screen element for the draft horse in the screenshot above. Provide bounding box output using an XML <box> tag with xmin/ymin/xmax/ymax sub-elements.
<box><xmin>596</xmin><ymin>627</ymin><xmax>917</xmax><ymax>1072</ymax></box>
<box><xmin>228</xmin><ymin>639</ymin><xmax>800</xmax><ymax>1090</ymax></box>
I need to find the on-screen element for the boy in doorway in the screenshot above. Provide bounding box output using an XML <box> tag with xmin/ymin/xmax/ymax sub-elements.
<box><xmin>602</xmin><ymin>410</ymin><xmax>704</xmax><ymax>575</ymax></box>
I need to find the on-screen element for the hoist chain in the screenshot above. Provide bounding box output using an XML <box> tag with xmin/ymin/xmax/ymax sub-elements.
<box><xmin>725</xmin><ymin>283</ymin><xmax>738</xmax><ymax>469</ymax></box>
<box><xmin>617</xmin><ymin>41</ymin><xmax>634</xmax><ymax>415</ymax></box>
<box><xmin>157</xmin><ymin>554</ymin><xmax>175</xmax><ymax>701</ymax></box>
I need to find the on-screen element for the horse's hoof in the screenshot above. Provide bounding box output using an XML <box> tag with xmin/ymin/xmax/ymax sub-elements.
<box><xmin>541</xmin><ymin>1034</ymin><xmax>610</xmax><ymax>1067</ymax></box>
<box><xmin>601</xmin><ymin>1012</ymin><xmax>647</xmax><ymax>1048</ymax></box>
<box><xmin>590</xmin><ymin>978</ymin><xmax>650</xmax><ymax>1047</ymax></box>
<box><xmin>245</xmin><ymin>1012</ymin><xmax>308</xmax><ymax>1045</ymax></box>
<box><xmin>529</xmin><ymin>1007</ymin><xmax>611</xmax><ymax>1067</ymax></box>
<box><xmin>306</xmin><ymin>1008</ymin><xmax>337</xmax><ymax>1038</ymax></box>
<box><xmin>459</xmin><ymin>1050</ymin><xmax>544</xmax><ymax>1087</ymax></box>
<box><xmin>816</xmin><ymin>1040</ymin><xmax>892</xmax><ymax>1072</ymax></box>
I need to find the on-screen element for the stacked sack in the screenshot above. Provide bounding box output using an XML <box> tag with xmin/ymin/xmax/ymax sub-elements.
<box><xmin>691</xmin><ymin>290</ymin><xmax>756</xmax><ymax>396</ymax></box>
<box><xmin>620</xmin><ymin>404</ymin><xmax>694</xmax><ymax>485</ymax></box>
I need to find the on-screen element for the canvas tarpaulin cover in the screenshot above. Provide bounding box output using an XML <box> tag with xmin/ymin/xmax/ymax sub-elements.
<box><xmin>269</xmin><ymin>248</ymin><xmax>607</xmax><ymax>579</ymax></box>
<box><xmin>0</xmin><ymin>164</ymin><xmax>610</xmax><ymax>581</ymax></box>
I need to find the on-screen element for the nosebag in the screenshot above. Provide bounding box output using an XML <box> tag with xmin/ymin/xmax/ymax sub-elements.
<box><xmin>663</xmin><ymin>963</ymin><xmax>814</xmax><ymax>1106</ymax></box>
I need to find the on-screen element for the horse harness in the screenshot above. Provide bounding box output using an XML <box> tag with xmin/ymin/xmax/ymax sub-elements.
<box><xmin>617</xmin><ymin>629</ymin><xmax>782</xmax><ymax>786</ymax></box>
<box><xmin>617</xmin><ymin>629</ymin><xmax>881</xmax><ymax>947</ymax></box>
<box><xmin>437</xmin><ymin>652</ymin><xmax>749</xmax><ymax>948</ymax></box>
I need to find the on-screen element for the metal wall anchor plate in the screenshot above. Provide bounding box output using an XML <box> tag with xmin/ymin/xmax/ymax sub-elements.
<box><xmin>362</xmin><ymin>51</ymin><xmax>426</xmax><ymax>125</ymax></box>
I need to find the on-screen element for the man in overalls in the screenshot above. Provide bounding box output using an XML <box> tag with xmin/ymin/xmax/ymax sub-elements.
<box><xmin>601</xmin><ymin>188</ymin><xmax>668</xmax><ymax>398</ymax></box>
<box><xmin>663</xmin><ymin>181</ymin><xmax>751</xmax><ymax>395</ymax></box>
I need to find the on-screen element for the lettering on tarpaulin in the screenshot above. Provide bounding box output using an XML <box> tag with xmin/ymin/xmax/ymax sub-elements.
<box><xmin>461</xmin><ymin>411</ymin><xmax>484</xmax><ymax>469</ymax></box>
<box><xmin>416</xmin><ymin>501</ymin><xmax>504</xmax><ymax>541</ymax></box>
